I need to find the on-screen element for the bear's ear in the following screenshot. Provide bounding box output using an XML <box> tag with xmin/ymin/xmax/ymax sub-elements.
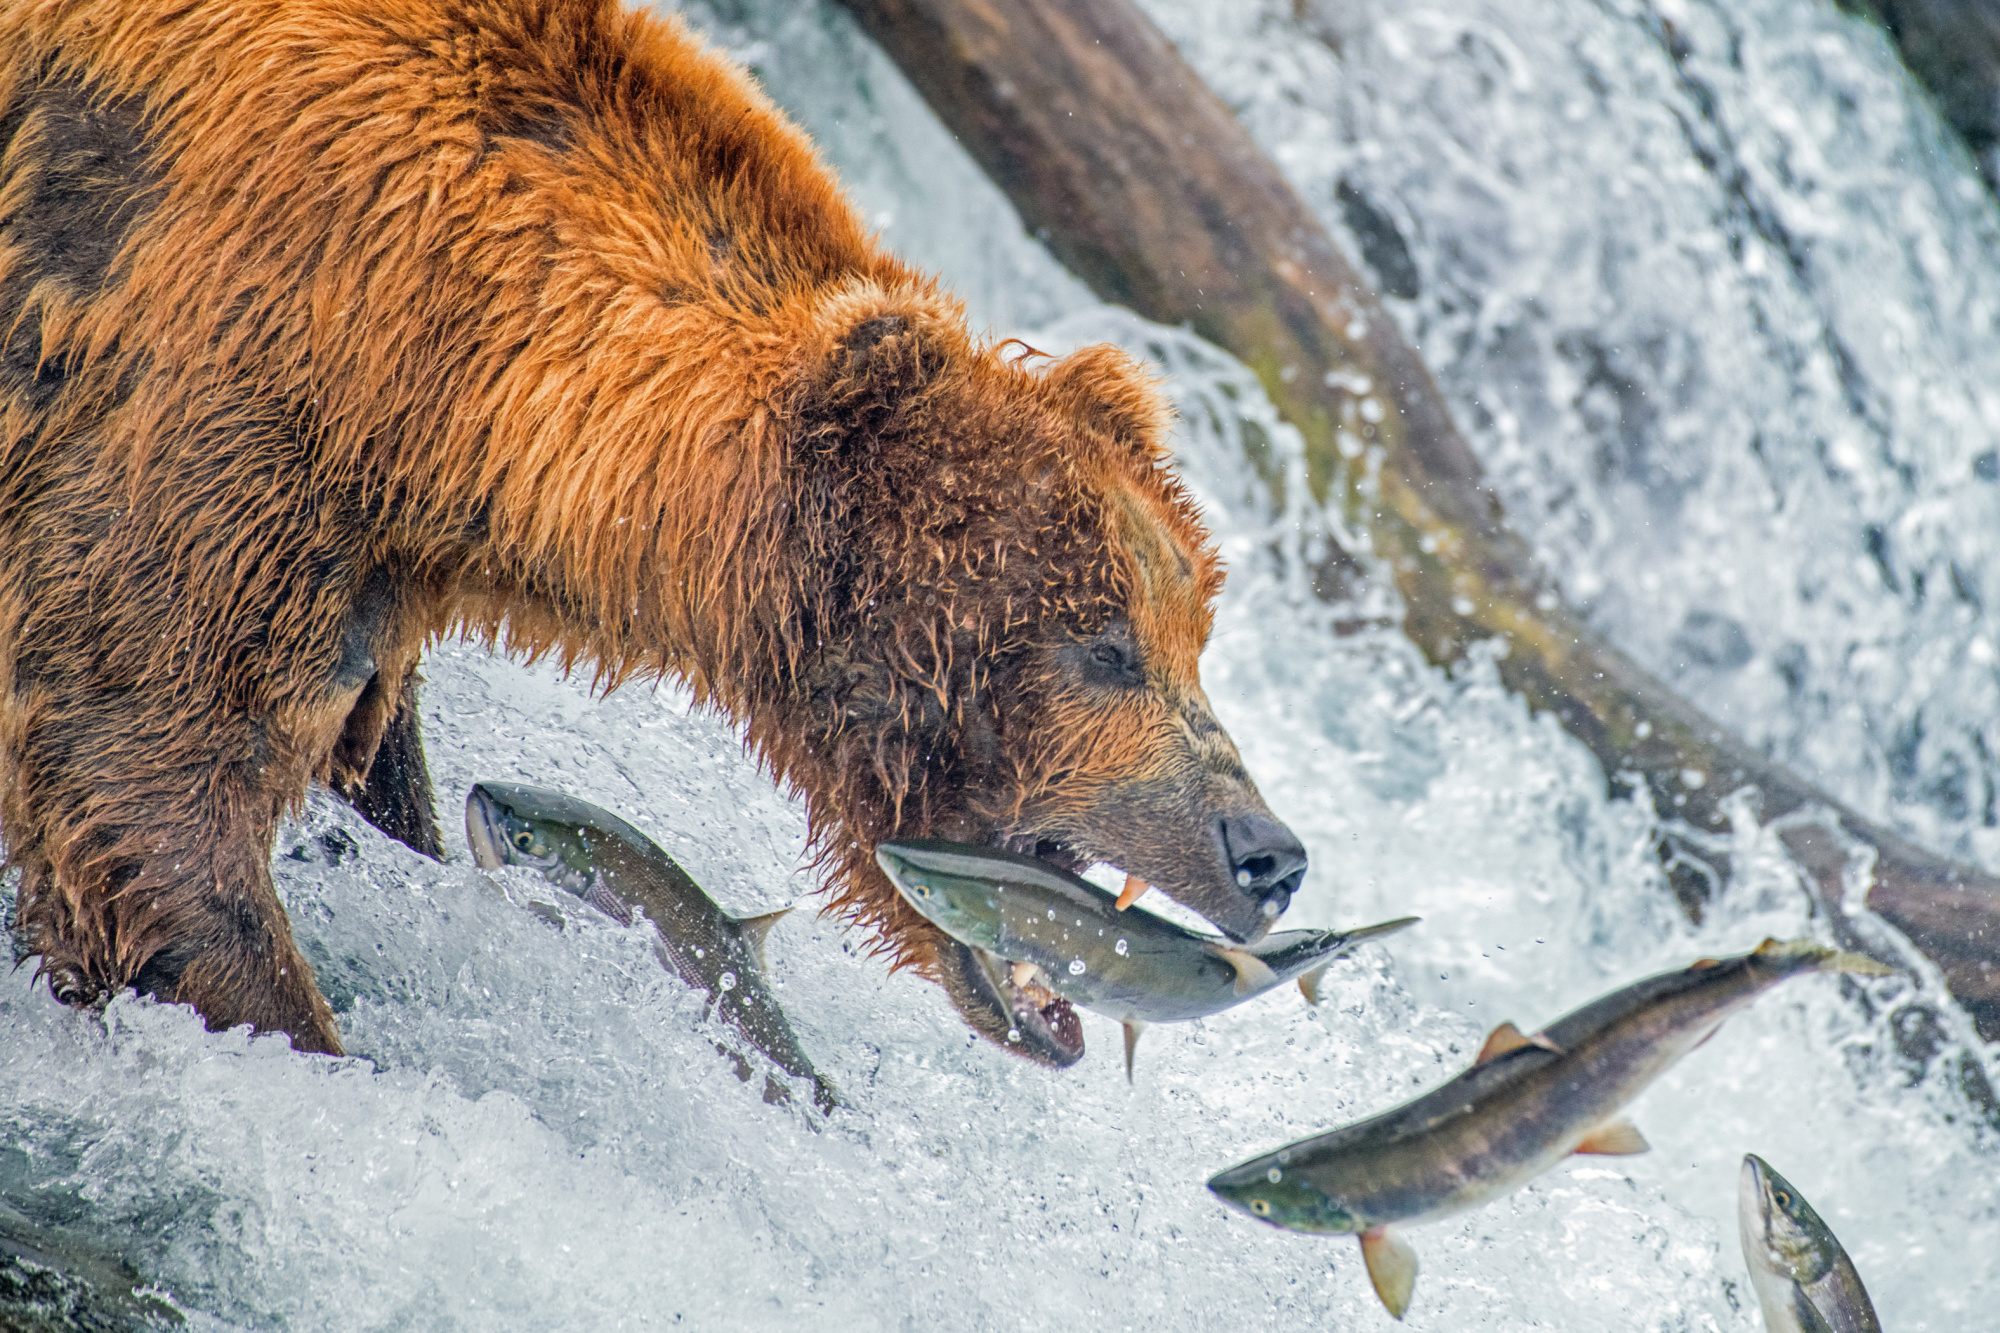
<box><xmin>802</xmin><ymin>289</ymin><xmax>959</xmax><ymax>424</ymax></box>
<box><xmin>1040</xmin><ymin>343</ymin><xmax>1172</xmax><ymax>461</ymax></box>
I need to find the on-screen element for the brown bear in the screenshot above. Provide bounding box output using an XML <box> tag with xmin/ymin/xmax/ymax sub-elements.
<box><xmin>0</xmin><ymin>0</ymin><xmax>1306</xmax><ymax>1065</ymax></box>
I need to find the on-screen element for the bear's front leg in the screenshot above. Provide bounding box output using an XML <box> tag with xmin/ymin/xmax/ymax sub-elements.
<box><xmin>5</xmin><ymin>691</ymin><xmax>343</xmax><ymax>1055</ymax></box>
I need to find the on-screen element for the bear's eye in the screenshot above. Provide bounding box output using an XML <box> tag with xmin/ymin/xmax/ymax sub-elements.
<box><xmin>1067</xmin><ymin>624</ymin><xmax>1144</xmax><ymax>688</ymax></box>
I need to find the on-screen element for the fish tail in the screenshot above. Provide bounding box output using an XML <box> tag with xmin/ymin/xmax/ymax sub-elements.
<box><xmin>1751</xmin><ymin>937</ymin><xmax>1895</xmax><ymax>977</ymax></box>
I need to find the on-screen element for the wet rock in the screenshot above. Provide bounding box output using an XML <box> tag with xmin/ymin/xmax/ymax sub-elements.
<box><xmin>1335</xmin><ymin>179</ymin><xmax>1422</xmax><ymax>300</ymax></box>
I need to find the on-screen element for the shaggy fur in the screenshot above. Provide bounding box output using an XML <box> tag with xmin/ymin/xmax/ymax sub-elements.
<box><xmin>0</xmin><ymin>0</ymin><xmax>1300</xmax><ymax>1059</ymax></box>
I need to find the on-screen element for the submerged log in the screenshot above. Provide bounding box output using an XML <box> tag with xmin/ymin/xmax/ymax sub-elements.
<box><xmin>833</xmin><ymin>0</ymin><xmax>2000</xmax><ymax>1039</ymax></box>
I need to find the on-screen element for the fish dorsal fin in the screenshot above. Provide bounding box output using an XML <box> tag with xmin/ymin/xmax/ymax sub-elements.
<box><xmin>1475</xmin><ymin>1022</ymin><xmax>1563</xmax><ymax>1064</ymax></box>
<box><xmin>1122</xmin><ymin>1020</ymin><xmax>1147</xmax><ymax>1082</ymax></box>
<box><xmin>1218</xmin><ymin>948</ymin><xmax>1279</xmax><ymax>996</ymax></box>
<box><xmin>1689</xmin><ymin>956</ymin><xmax>1723</xmax><ymax>970</ymax></box>
<box><xmin>1298</xmin><ymin>965</ymin><xmax>1328</xmax><ymax>1007</ymax></box>
<box><xmin>1358</xmin><ymin>1226</ymin><xmax>1418</xmax><ymax>1320</ymax></box>
<box><xmin>1475</xmin><ymin>1021</ymin><xmax>1531</xmax><ymax>1064</ymax></box>
<box><xmin>1573</xmin><ymin>1118</ymin><xmax>1650</xmax><ymax>1156</ymax></box>
<box><xmin>734</xmin><ymin>906</ymin><xmax>794</xmax><ymax>972</ymax></box>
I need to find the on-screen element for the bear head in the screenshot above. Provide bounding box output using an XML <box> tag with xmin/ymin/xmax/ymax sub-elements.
<box><xmin>763</xmin><ymin>281</ymin><xmax>1308</xmax><ymax>1066</ymax></box>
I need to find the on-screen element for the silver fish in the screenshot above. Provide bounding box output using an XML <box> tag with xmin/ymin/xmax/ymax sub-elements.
<box><xmin>467</xmin><ymin>782</ymin><xmax>836</xmax><ymax>1113</ymax></box>
<box><xmin>875</xmin><ymin>839</ymin><xmax>1416</xmax><ymax>1077</ymax></box>
<box><xmin>1740</xmin><ymin>1154</ymin><xmax>1881</xmax><ymax>1333</ymax></box>
<box><xmin>1207</xmin><ymin>938</ymin><xmax>1893</xmax><ymax>1319</ymax></box>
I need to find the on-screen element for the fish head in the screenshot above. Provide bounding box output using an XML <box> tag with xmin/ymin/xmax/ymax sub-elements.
<box><xmin>1739</xmin><ymin>1154</ymin><xmax>1837</xmax><ymax>1285</ymax></box>
<box><xmin>874</xmin><ymin>842</ymin><xmax>1009</xmax><ymax>943</ymax></box>
<box><xmin>1207</xmin><ymin>1154</ymin><xmax>1360</xmax><ymax>1235</ymax></box>
<box><xmin>466</xmin><ymin>783</ymin><xmax>597</xmax><ymax>895</ymax></box>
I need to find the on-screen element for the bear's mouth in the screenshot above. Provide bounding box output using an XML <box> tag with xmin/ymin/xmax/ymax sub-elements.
<box><xmin>967</xmin><ymin>943</ymin><xmax>1086</xmax><ymax>1065</ymax></box>
<box><xmin>969</xmin><ymin>832</ymin><xmax>1103</xmax><ymax>1067</ymax></box>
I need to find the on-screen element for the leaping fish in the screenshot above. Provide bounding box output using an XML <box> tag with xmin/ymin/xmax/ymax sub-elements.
<box><xmin>467</xmin><ymin>782</ymin><xmax>838</xmax><ymax>1113</ymax></box>
<box><xmin>874</xmin><ymin>839</ymin><xmax>1416</xmax><ymax>1077</ymax></box>
<box><xmin>1740</xmin><ymin>1153</ymin><xmax>1881</xmax><ymax>1333</ymax></box>
<box><xmin>1206</xmin><ymin>938</ymin><xmax>1893</xmax><ymax>1319</ymax></box>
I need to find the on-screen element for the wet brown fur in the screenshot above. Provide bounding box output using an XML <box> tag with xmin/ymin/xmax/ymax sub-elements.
<box><xmin>0</xmin><ymin>0</ymin><xmax>1276</xmax><ymax>1056</ymax></box>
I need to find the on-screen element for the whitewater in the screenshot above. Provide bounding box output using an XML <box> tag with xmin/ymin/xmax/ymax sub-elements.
<box><xmin>2</xmin><ymin>0</ymin><xmax>1995</xmax><ymax>1327</ymax></box>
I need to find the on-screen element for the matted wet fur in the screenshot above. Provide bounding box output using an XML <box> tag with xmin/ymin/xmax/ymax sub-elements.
<box><xmin>0</xmin><ymin>0</ymin><xmax>1302</xmax><ymax>1060</ymax></box>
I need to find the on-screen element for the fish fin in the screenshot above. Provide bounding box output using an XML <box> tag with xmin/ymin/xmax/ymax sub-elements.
<box><xmin>1346</xmin><ymin>915</ymin><xmax>1422</xmax><ymax>944</ymax></box>
<box><xmin>1358</xmin><ymin>1227</ymin><xmax>1418</xmax><ymax>1320</ymax></box>
<box><xmin>582</xmin><ymin>873</ymin><xmax>635</xmax><ymax>927</ymax></box>
<box><xmin>1298</xmin><ymin>966</ymin><xmax>1328</xmax><ymax>1007</ymax></box>
<box><xmin>1218</xmin><ymin>948</ymin><xmax>1279</xmax><ymax>996</ymax></box>
<box><xmin>1816</xmin><ymin>947</ymin><xmax>1894</xmax><ymax>977</ymax></box>
<box><xmin>1689</xmin><ymin>956</ymin><xmax>1722</xmax><ymax>970</ymax></box>
<box><xmin>1116</xmin><ymin>874</ymin><xmax>1148</xmax><ymax>911</ymax></box>
<box><xmin>1573</xmin><ymin>1118</ymin><xmax>1650</xmax><ymax>1156</ymax></box>
<box><xmin>1475</xmin><ymin>1021</ymin><xmax>1531</xmax><ymax>1064</ymax></box>
<box><xmin>1475</xmin><ymin>1022</ymin><xmax>1564</xmax><ymax>1064</ymax></box>
<box><xmin>1751</xmin><ymin>936</ymin><xmax>1895</xmax><ymax>977</ymax></box>
<box><xmin>1122</xmin><ymin>1021</ymin><xmax>1147</xmax><ymax>1082</ymax></box>
<box><xmin>734</xmin><ymin>906</ymin><xmax>794</xmax><ymax>972</ymax></box>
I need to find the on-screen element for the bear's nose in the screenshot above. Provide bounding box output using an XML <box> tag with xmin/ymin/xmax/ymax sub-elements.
<box><xmin>1218</xmin><ymin>813</ymin><xmax>1309</xmax><ymax>919</ymax></box>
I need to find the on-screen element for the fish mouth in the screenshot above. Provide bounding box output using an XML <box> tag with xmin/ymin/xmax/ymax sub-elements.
<box><xmin>465</xmin><ymin>785</ymin><xmax>509</xmax><ymax>870</ymax></box>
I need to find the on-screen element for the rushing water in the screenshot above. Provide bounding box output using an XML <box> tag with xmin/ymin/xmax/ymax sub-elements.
<box><xmin>4</xmin><ymin>0</ymin><xmax>1998</xmax><ymax>1328</ymax></box>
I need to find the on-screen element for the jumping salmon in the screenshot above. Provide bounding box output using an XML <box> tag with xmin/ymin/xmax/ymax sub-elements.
<box><xmin>466</xmin><ymin>782</ymin><xmax>837</xmax><ymax>1113</ymax></box>
<box><xmin>1740</xmin><ymin>1153</ymin><xmax>1880</xmax><ymax>1333</ymax></box>
<box><xmin>874</xmin><ymin>839</ymin><xmax>1416</xmax><ymax>1077</ymax></box>
<box><xmin>1205</xmin><ymin>938</ymin><xmax>1893</xmax><ymax>1319</ymax></box>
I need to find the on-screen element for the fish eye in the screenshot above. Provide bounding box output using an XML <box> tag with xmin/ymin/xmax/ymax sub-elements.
<box><xmin>914</xmin><ymin>883</ymin><xmax>931</xmax><ymax>898</ymax></box>
<box><xmin>1250</xmin><ymin>1199</ymin><xmax>1271</xmax><ymax>1217</ymax></box>
<box><xmin>1775</xmin><ymin>1190</ymin><xmax>1791</xmax><ymax>1207</ymax></box>
<box><xmin>514</xmin><ymin>832</ymin><xmax>535</xmax><ymax>850</ymax></box>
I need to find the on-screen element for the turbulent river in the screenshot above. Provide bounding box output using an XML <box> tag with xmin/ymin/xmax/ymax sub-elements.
<box><xmin>4</xmin><ymin>0</ymin><xmax>1998</xmax><ymax>1327</ymax></box>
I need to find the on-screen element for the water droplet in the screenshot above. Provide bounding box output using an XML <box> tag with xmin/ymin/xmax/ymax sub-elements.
<box><xmin>719</xmin><ymin>971</ymin><xmax>736</xmax><ymax>990</ymax></box>
<box><xmin>1006</xmin><ymin>1028</ymin><xmax>1021</xmax><ymax>1043</ymax></box>
<box><xmin>1266</xmin><ymin>1168</ymin><xmax>1283</xmax><ymax>1184</ymax></box>
<box><xmin>1068</xmin><ymin>959</ymin><xmax>1086</xmax><ymax>976</ymax></box>
<box><xmin>1047</xmin><ymin>908</ymin><xmax>1056</xmax><ymax>920</ymax></box>
<box><xmin>694</xmin><ymin>948</ymin><xmax>704</xmax><ymax>959</ymax></box>
<box><xmin>1261</xmin><ymin>899</ymin><xmax>1281</xmax><ymax>918</ymax></box>
<box><xmin>1235</xmin><ymin>868</ymin><xmax>1252</xmax><ymax>888</ymax></box>
<box><xmin>1115</xmin><ymin>938</ymin><xmax>1129</xmax><ymax>956</ymax></box>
